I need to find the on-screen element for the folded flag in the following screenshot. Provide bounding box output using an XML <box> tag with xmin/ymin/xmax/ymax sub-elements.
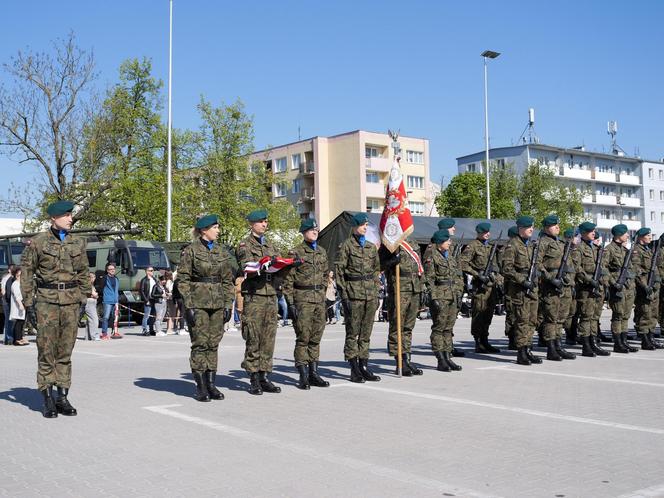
<box><xmin>244</xmin><ymin>256</ymin><xmax>296</xmax><ymax>277</ymax></box>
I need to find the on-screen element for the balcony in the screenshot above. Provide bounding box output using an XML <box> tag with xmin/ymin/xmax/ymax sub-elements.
<box><xmin>594</xmin><ymin>194</ymin><xmax>618</xmax><ymax>205</ymax></box>
<box><xmin>618</xmin><ymin>174</ymin><xmax>640</xmax><ymax>185</ymax></box>
<box><xmin>595</xmin><ymin>218</ymin><xmax>619</xmax><ymax>230</ymax></box>
<box><xmin>365</xmin><ymin>181</ymin><xmax>387</xmax><ymax>199</ymax></box>
<box><xmin>622</xmin><ymin>220</ymin><xmax>642</xmax><ymax>231</ymax></box>
<box><xmin>299</xmin><ymin>161</ymin><xmax>315</xmax><ymax>175</ymax></box>
<box><xmin>365</xmin><ymin>157</ymin><xmax>391</xmax><ymax>172</ymax></box>
<box><xmin>300</xmin><ymin>188</ymin><xmax>315</xmax><ymax>201</ymax></box>
<box><xmin>560</xmin><ymin>168</ymin><xmax>592</xmax><ymax>180</ymax></box>
<box><xmin>618</xmin><ymin>196</ymin><xmax>641</xmax><ymax>208</ymax></box>
<box><xmin>593</xmin><ymin>170</ymin><xmax>617</xmax><ymax>183</ymax></box>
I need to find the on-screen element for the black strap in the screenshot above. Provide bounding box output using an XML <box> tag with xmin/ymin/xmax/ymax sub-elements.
<box><xmin>38</xmin><ymin>282</ymin><xmax>78</xmax><ymax>290</ymax></box>
<box><xmin>294</xmin><ymin>284</ymin><xmax>323</xmax><ymax>290</ymax></box>
<box><xmin>435</xmin><ymin>279</ymin><xmax>454</xmax><ymax>285</ymax></box>
<box><xmin>191</xmin><ymin>276</ymin><xmax>221</xmax><ymax>283</ymax></box>
<box><xmin>344</xmin><ymin>274</ymin><xmax>373</xmax><ymax>282</ymax></box>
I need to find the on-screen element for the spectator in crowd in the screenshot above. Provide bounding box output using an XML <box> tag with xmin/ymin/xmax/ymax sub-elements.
<box><xmin>164</xmin><ymin>270</ymin><xmax>175</xmax><ymax>334</ymax></box>
<box><xmin>230</xmin><ymin>276</ymin><xmax>244</xmax><ymax>332</ymax></box>
<box><xmin>152</xmin><ymin>275</ymin><xmax>168</xmax><ymax>337</ymax></box>
<box><xmin>9</xmin><ymin>267</ymin><xmax>29</xmax><ymax>346</ymax></box>
<box><xmin>276</xmin><ymin>282</ymin><xmax>289</xmax><ymax>327</ymax></box>
<box><xmin>0</xmin><ymin>265</ymin><xmax>16</xmax><ymax>346</ymax></box>
<box><xmin>139</xmin><ymin>267</ymin><xmax>156</xmax><ymax>336</ymax></box>
<box><xmin>376</xmin><ymin>272</ymin><xmax>386</xmax><ymax>322</ymax></box>
<box><xmin>325</xmin><ymin>270</ymin><xmax>338</xmax><ymax>325</ymax></box>
<box><xmin>95</xmin><ymin>263</ymin><xmax>121</xmax><ymax>340</ymax></box>
<box><xmin>85</xmin><ymin>272</ymin><xmax>100</xmax><ymax>341</ymax></box>
<box><xmin>171</xmin><ymin>275</ymin><xmax>187</xmax><ymax>335</ymax></box>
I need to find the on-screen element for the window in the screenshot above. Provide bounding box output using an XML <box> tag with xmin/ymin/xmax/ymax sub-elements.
<box><xmin>407</xmin><ymin>176</ymin><xmax>424</xmax><ymax>189</ymax></box>
<box><xmin>495</xmin><ymin>158</ymin><xmax>506</xmax><ymax>169</ymax></box>
<box><xmin>661</xmin><ymin>212</ymin><xmax>664</xmax><ymax>223</ymax></box>
<box><xmin>660</xmin><ymin>191</ymin><xmax>664</xmax><ymax>201</ymax></box>
<box><xmin>626</xmin><ymin>211</ymin><xmax>634</xmax><ymax>221</ymax></box>
<box><xmin>366</xmin><ymin>198</ymin><xmax>382</xmax><ymax>212</ymax></box>
<box><xmin>467</xmin><ymin>163</ymin><xmax>476</xmax><ymax>172</ymax></box>
<box><xmin>650</xmin><ymin>189</ymin><xmax>655</xmax><ymax>200</ymax></box>
<box><xmin>291</xmin><ymin>153</ymin><xmax>301</xmax><ymax>171</ymax></box>
<box><xmin>274</xmin><ymin>183</ymin><xmax>287</xmax><ymax>197</ymax></box>
<box><xmin>365</xmin><ymin>146</ymin><xmax>379</xmax><ymax>158</ymax></box>
<box><xmin>274</xmin><ymin>157</ymin><xmax>287</xmax><ymax>173</ymax></box>
<box><xmin>406</xmin><ymin>150</ymin><xmax>424</xmax><ymax>164</ymax></box>
<box><xmin>659</xmin><ymin>170</ymin><xmax>663</xmax><ymax>180</ymax></box>
<box><xmin>651</xmin><ymin>211</ymin><xmax>656</xmax><ymax>222</ymax></box>
<box><xmin>410</xmin><ymin>201</ymin><xmax>425</xmax><ymax>215</ymax></box>
<box><xmin>366</xmin><ymin>172</ymin><xmax>379</xmax><ymax>183</ymax></box>
<box><xmin>649</xmin><ymin>168</ymin><xmax>654</xmax><ymax>179</ymax></box>
<box><xmin>292</xmin><ymin>179</ymin><xmax>301</xmax><ymax>194</ymax></box>
<box><xmin>86</xmin><ymin>250</ymin><xmax>97</xmax><ymax>268</ymax></box>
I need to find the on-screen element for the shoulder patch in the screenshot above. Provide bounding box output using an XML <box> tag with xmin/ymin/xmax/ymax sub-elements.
<box><xmin>24</xmin><ymin>239</ymin><xmax>32</xmax><ymax>246</ymax></box>
<box><xmin>238</xmin><ymin>242</ymin><xmax>246</xmax><ymax>247</ymax></box>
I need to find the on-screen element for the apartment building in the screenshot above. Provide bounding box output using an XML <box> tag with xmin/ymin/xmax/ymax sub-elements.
<box><xmin>251</xmin><ymin>130</ymin><xmax>433</xmax><ymax>228</ymax></box>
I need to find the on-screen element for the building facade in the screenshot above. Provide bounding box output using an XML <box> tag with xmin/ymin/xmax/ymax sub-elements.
<box><xmin>251</xmin><ymin>130</ymin><xmax>432</xmax><ymax>228</ymax></box>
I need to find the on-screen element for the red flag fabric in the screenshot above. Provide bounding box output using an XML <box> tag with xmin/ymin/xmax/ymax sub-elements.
<box><xmin>379</xmin><ymin>157</ymin><xmax>414</xmax><ymax>253</ymax></box>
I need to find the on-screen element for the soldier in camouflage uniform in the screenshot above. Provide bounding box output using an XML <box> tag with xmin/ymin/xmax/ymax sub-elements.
<box><xmin>335</xmin><ymin>212</ymin><xmax>381</xmax><ymax>383</ymax></box>
<box><xmin>282</xmin><ymin>218</ymin><xmax>330</xmax><ymax>390</ymax></box>
<box><xmin>20</xmin><ymin>200</ymin><xmax>91</xmax><ymax>418</ymax></box>
<box><xmin>177</xmin><ymin>215</ymin><xmax>236</xmax><ymax>402</ymax></box>
<box><xmin>500</xmin><ymin>225</ymin><xmax>519</xmax><ymax>350</ymax></box>
<box><xmin>501</xmin><ymin>216</ymin><xmax>543</xmax><ymax>365</ymax></box>
<box><xmin>632</xmin><ymin>227</ymin><xmax>662</xmax><ymax>350</ymax></box>
<box><xmin>459</xmin><ymin>222</ymin><xmax>502</xmax><ymax>353</ymax></box>
<box><xmin>379</xmin><ymin>236</ymin><xmax>424</xmax><ymax>376</ymax></box>
<box><xmin>562</xmin><ymin>228</ymin><xmax>580</xmax><ymax>345</ymax></box>
<box><xmin>602</xmin><ymin>224</ymin><xmax>639</xmax><ymax>353</ymax></box>
<box><xmin>424</xmin><ymin>229</ymin><xmax>463</xmax><ymax>372</ymax></box>
<box><xmin>236</xmin><ymin>209</ymin><xmax>285</xmax><ymax>395</ymax></box>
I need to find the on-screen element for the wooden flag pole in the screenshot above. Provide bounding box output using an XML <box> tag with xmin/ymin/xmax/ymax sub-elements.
<box><xmin>396</xmin><ymin>262</ymin><xmax>403</xmax><ymax>377</ymax></box>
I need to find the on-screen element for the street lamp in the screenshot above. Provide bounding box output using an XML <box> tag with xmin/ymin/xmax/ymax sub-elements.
<box><xmin>481</xmin><ymin>49</ymin><xmax>500</xmax><ymax>220</ymax></box>
<box><xmin>166</xmin><ymin>0</ymin><xmax>173</xmax><ymax>242</ymax></box>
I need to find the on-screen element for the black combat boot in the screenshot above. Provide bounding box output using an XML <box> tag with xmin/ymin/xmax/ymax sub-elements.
<box><xmin>581</xmin><ymin>336</ymin><xmax>596</xmax><ymax>357</ymax></box>
<box><xmin>451</xmin><ymin>346</ymin><xmax>465</xmax><ymax>357</ymax></box>
<box><xmin>404</xmin><ymin>353</ymin><xmax>423</xmax><ymax>375</ymax></box>
<box><xmin>546</xmin><ymin>340</ymin><xmax>563</xmax><ymax>361</ymax></box>
<box><xmin>648</xmin><ymin>332</ymin><xmax>664</xmax><ymax>349</ymax></box>
<box><xmin>474</xmin><ymin>336</ymin><xmax>489</xmax><ymax>353</ymax></box>
<box><xmin>516</xmin><ymin>346</ymin><xmax>531</xmax><ymax>365</ymax></box>
<box><xmin>359</xmin><ymin>358</ymin><xmax>381</xmax><ymax>381</ymax></box>
<box><xmin>589</xmin><ymin>335</ymin><xmax>611</xmax><ymax>356</ymax></box>
<box><xmin>612</xmin><ymin>334</ymin><xmax>629</xmax><ymax>354</ymax></box>
<box><xmin>41</xmin><ymin>387</ymin><xmax>58</xmax><ymax>418</ymax></box>
<box><xmin>555</xmin><ymin>338</ymin><xmax>576</xmax><ymax>359</ymax></box>
<box><xmin>248</xmin><ymin>372</ymin><xmax>263</xmax><ymax>395</ymax></box>
<box><xmin>192</xmin><ymin>372</ymin><xmax>211</xmax><ymax>402</ymax></box>
<box><xmin>434</xmin><ymin>351</ymin><xmax>451</xmax><ymax>372</ymax></box>
<box><xmin>537</xmin><ymin>328</ymin><xmax>546</xmax><ymax>347</ymax></box>
<box><xmin>205</xmin><ymin>371</ymin><xmax>224</xmax><ymax>400</ymax></box>
<box><xmin>348</xmin><ymin>358</ymin><xmax>365</xmax><ymax>383</ymax></box>
<box><xmin>621</xmin><ymin>333</ymin><xmax>639</xmax><ymax>353</ymax></box>
<box><xmin>258</xmin><ymin>371</ymin><xmax>281</xmax><ymax>393</ymax></box>
<box><xmin>55</xmin><ymin>387</ymin><xmax>77</xmax><ymax>416</ymax></box>
<box><xmin>526</xmin><ymin>347</ymin><xmax>543</xmax><ymax>364</ymax></box>
<box><xmin>442</xmin><ymin>351</ymin><xmax>462</xmax><ymax>371</ymax></box>
<box><xmin>308</xmin><ymin>362</ymin><xmax>329</xmax><ymax>387</ymax></box>
<box><xmin>296</xmin><ymin>365</ymin><xmax>311</xmax><ymax>390</ymax></box>
<box><xmin>597</xmin><ymin>324</ymin><xmax>611</xmax><ymax>343</ymax></box>
<box><xmin>641</xmin><ymin>333</ymin><xmax>655</xmax><ymax>350</ymax></box>
<box><xmin>507</xmin><ymin>332</ymin><xmax>517</xmax><ymax>351</ymax></box>
<box><xmin>481</xmin><ymin>336</ymin><xmax>500</xmax><ymax>353</ymax></box>
<box><xmin>395</xmin><ymin>355</ymin><xmax>413</xmax><ymax>376</ymax></box>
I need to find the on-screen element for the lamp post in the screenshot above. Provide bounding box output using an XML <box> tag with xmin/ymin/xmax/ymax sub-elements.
<box><xmin>481</xmin><ymin>50</ymin><xmax>500</xmax><ymax>220</ymax></box>
<box><xmin>166</xmin><ymin>0</ymin><xmax>173</xmax><ymax>242</ymax></box>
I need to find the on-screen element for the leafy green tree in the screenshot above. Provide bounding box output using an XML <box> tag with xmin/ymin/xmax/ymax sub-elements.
<box><xmin>435</xmin><ymin>172</ymin><xmax>487</xmax><ymax>218</ymax></box>
<box><xmin>490</xmin><ymin>162</ymin><xmax>518</xmax><ymax>219</ymax></box>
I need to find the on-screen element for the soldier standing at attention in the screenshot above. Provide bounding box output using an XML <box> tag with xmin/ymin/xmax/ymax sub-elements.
<box><xmin>424</xmin><ymin>229</ymin><xmax>463</xmax><ymax>372</ymax></box>
<box><xmin>562</xmin><ymin>228</ymin><xmax>581</xmax><ymax>346</ymax></box>
<box><xmin>501</xmin><ymin>216</ymin><xmax>543</xmax><ymax>365</ymax></box>
<box><xmin>335</xmin><ymin>213</ymin><xmax>381</xmax><ymax>383</ymax></box>
<box><xmin>379</xmin><ymin>236</ymin><xmax>424</xmax><ymax>376</ymax></box>
<box><xmin>236</xmin><ymin>209</ymin><xmax>283</xmax><ymax>395</ymax></box>
<box><xmin>575</xmin><ymin>222</ymin><xmax>611</xmax><ymax>357</ymax></box>
<box><xmin>501</xmin><ymin>225</ymin><xmax>519</xmax><ymax>350</ymax></box>
<box><xmin>282</xmin><ymin>218</ymin><xmax>330</xmax><ymax>390</ymax></box>
<box><xmin>20</xmin><ymin>200</ymin><xmax>91</xmax><ymax>418</ymax></box>
<box><xmin>603</xmin><ymin>224</ymin><xmax>639</xmax><ymax>354</ymax></box>
<box><xmin>459</xmin><ymin>222</ymin><xmax>502</xmax><ymax>353</ymax></box>
<box><xmin>177</xmin><ymin>215</ymin><xmax>236</xmax><ymax>402</ymax></box>
<box><xmin>632</xmin><ymin>227</ymin><xmax>661</xmax><ymax>350</ymax></box>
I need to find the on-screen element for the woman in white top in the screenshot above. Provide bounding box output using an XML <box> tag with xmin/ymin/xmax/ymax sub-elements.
<box><xmin>9</xmin><ymin>267</ymin><xmax>29</xmax><ymax>346</ymax></box>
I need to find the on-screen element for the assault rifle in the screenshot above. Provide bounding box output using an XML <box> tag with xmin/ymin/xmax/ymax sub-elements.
<box><xmin>524</xmin><ymin>233</ymin><xmax>543</xmax><ymax>298</ymax></box>
<box><xmin>590</xmin><ymin>240</ymin><xmax>606</xmax><ymax>298</ymax></box>
<box><xmin>552</xmin><ymin>239</ymin><xmax>573</xmax><ymax>294</ymax></box>
<box><xmin>477</xmin><ymin>230</ymin><xmax>503</xmax><ymax>291</ymax></box>
<box><xmin>452</xmin><ymin>232</ymin><xmax>465</xmax><ymax>258</ymax></box>
<box><xmin>614</xmin><ymin>235</ymin><xmax>637</xmax><ymax>291</ymax></box>
<box><xmin>646</xmin><ymin>235</ymin><xmax>663</xmax><ymax>294</ymax></box>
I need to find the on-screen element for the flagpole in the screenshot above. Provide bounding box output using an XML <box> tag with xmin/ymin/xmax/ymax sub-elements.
<box><xmin>396</xmin><ymin>263</ymin><xmax>403</xmax><ymax>376</ymax></box>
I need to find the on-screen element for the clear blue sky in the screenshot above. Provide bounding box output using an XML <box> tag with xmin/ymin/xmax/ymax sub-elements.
<box><xmin>1</xmin><ymin>0</ymin><xmax>663</xmax><ymax>207</ymax></box>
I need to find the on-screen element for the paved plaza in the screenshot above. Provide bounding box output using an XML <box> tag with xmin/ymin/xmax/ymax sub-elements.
<box><xmin>1</xmin><ymin>310</ymin><xmax>664</xmax><ymax>498</ymax></box>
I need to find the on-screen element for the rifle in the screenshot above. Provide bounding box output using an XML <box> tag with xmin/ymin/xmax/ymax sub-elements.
<box><xmin>615</xmin><ymin>235</ymin><xmax>637</xmax><ymax>290</ymax></box>
<box><xmin>590</xmin><ymin>240</ymin><xmax>606</xmax><ymax>298</ymax></box>
<box><xmin>525</xmin><ymin>233</ymin><xmax>543</xmax><ymax>297</ymax></box>
<box><xmin>452</xmin><ymin>232</ymin><xmax>465</xmax><ymax>258</ymax></box>
<box><xmin>646</xmin><ymin>235</ymin><xmax>662</xmax><ymax>293</ymax></box>
<box><xmin>477</xmin><ymin>230</ymin><xmax>503</xmax><ymax>291</ymax></box>
<box><xmin>552</xmin><ymin>239</ymin><xmax>573</xmax><ymax>294</ymax></box>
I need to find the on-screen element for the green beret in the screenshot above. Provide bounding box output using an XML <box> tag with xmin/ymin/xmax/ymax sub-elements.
<box><xmin>299</xmin><ymin>218</ymin><xmax>318</xmax><ymax>233</ymax></box>
<box><xmin>432</xmin><ymin>229</ymin><xmax>450</xmax><ymax>244</ymax></box>
<box><xmin>47</xmin><ymin>200</ymin><xmax>74</xmax><ymax>217</ymax></box>
<box><xmin>438</xmin><ymin>218</ymin><xmax>456</xmax><ymax>229</ymax></box>
<box><xmin>507</xmin><ymin>226</ymin><xmax>519</xmax><ymax>238</ymax></box>
<box><xmin>636</xmin><ymin>227</ymin><xmax>651</xmax><ymax>237</ymax></box>
<box><xmin>351</xmin><ymin>213</ymin><xmax>369</xmax><ymax>226</ymax></box>
<box><xmin>578</xmin><ymin>221</ymin><xmax>596</xmax><ymax>233</ymax></box>
<box><xmin>195</xmin><ymin>214</ymin><xmax>219</xmax><ymax>229</ymax></box>
<box><xmin>516</xmin><ymin>215</ymin><xmax>534</xmax><ymax>228</ymax></box>
<box><xmin>542</xmin><ymin>215</ymin><xmax>560</xmax><ymax>227</ymax></box>
<box><xmin>246</xmin><ymin>209</ymin><xmax>268</xmax><ymax>223</ymax></box>
<box><xmin>475</xmin><ymin>222</ymin><xmax>491</xmax><ymax>233</ymax></box>
<box><xmin>611</xmin><ymin>224</ymin><xmax>628</xmax><ymax>237</ymax></box>
<box><xmin>563</xmin><ymin>228</ymin><xmax>575</xmax><ymax>239</ymax></box>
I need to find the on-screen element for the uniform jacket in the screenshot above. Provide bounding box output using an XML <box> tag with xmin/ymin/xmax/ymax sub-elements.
<box><xmin>459</xmin><ymin>238</ymin><xmax>503</xmax><ymax>291</ymax></box>
<box><xmin>603</xmin><ymin>240</ymin><xmax>634</xmax><ymax>290</ymax></box>
<box><xmin>378</xmin><ymin>241</ymin><xmax>423</xmax><ymax>294</ymax></box>
<box><xmin>575</xmin><ymin>240</ymin><xmax>605</xmax><ymax>289</ymax></box>
<box><xmin>20</xmin><ymin>229</ymin><xmax>91</xmax><ymax>307</ymax></box>
<box><xmin>632</xmin><ymin>243</ymin><xmax>660</xmax><ymax>291</ymax></box>
<box><xmin>501</xmin><ymin>236</ymin><xmax>542</xmax><ymax>299</ymax></box>
<box><xmin>423</xmin><ymin>246</ymin><xmax>463</xmax><ymax>301</ymax></box>
<box><xmin>282</xmin><ymin>241</ymin><xmax>328</xmax><ymax>305</ymax></box>
<box><xmin>236</xmin><ymin>234</ymin><xmax>279</xmax><ymax>297</ymax></box>
<box><xmin>177</xmin><ymin>238</ymin><xmax>235</xmax><ymax>309</ymax></box>
<box><xmin>334</xmin><ymin>235</ymin><xmax>380</xmax><ymax>300</ymax></box>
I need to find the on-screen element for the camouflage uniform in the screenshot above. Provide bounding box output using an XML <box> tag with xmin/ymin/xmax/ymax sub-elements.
<box><xmin>282</xmin><ymin>241</ymin><xmax>328</xmax><ymax>366</ymax></box>
<box><xmin>498</xmin><ymin>245</ymin><xmax>515</xmax><ymax>345</ymax></box>
<box><xmin>21</xmin><ymin>229</ymin><xmax>90</xmax><ymax>391</ymax></box>
<box><xmin>177</xmin><ymin>238</ymin><xmax>235</xmax><ymax>373</ymax></box>
<box><xmin>632</xmin><ymin>243</ymin><xmax>660</xmax><ymax>337</ymax></box>
<box><xmin>563</xmin><ymin>244</ymin><xmax>580</xmax><ymax>340</ymax></box>
<box><xmin>335</xmin><ymin>235</ymin><xmax>380</xmax><ymax>360</ymax></box>
<box><xmin>603</xmin><ymin>240</ymin><xmax>635</xmax><ymax>336</ymax></box>
<box><xmin>538</xmin><ymin>234</ymin><xmax>567</xmax><ymax>341</ymax></box>
<box><xmin>236</xmin><ymin>235</ymin><xmax>280</xmax><ymax>372</ymax></box>
<box><xmin>575</xmin><ymin>240</ymin><xmax>605</xmax><ymax>338</ymax></box>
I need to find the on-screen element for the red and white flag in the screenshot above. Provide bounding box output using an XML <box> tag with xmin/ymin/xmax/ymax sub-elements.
<box><xmin>243</xmin><ymin>256</ymin><xmax>296</xmax><ymax>278</ymax></box>
<box><xmin>379</xmin><ymin>156</ymin><xmax>414</xmax><ymax>253</ymax></box>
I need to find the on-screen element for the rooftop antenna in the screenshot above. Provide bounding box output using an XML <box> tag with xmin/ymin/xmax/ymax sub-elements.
<box><xmin>298</xmin><ymin>124</ymin><xmax>301</xmax><ymax>141</ymax></box>
<box><xmin>608</xmin><ymin>120</ymin><xmax>625</xmax><ymax>156</ymax></box>
<box><xmin>517</xmin><ymin>108</ymin><xmax>540</xmax><ymax>144</ymax></box>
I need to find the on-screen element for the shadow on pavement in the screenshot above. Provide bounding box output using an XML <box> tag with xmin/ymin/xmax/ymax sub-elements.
<box><xmin>0</xmin><ymin>387</ymin><xmax>43</xmax><ymax>413</ymax></box>
<box><xmin>134</xmin><ymin>372</ymin><xmax>249</xmax><ymax>397</ymax></box>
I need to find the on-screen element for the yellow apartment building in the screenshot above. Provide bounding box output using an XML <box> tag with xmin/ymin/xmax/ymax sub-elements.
<box><xmin>250</xmin><ymin>130</ymin><xmax>435</xmax><ymax>228</ymax></box>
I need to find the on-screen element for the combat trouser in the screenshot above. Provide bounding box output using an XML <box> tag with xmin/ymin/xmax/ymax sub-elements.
<box><xmin>504</xmin><ymin>294</ymin><xmax>514</xmax><ymax>338</ymax></box>
<box><xmin>576</xmin><ymin>288</ymin><xmax>603</xmax><ymax>337</ymax></box>
<box><xmin>293</xmin><ymin>302</ymin><xmax>326</xmax><ymax>365</ymax></box>
<box><xmin>343</xmin><ymin>298</ymin><xmax>379</xmax><ymax>360</ymax></box>
<box><xmin>35</xmin><ymin>302</ymin><xmax>79</xmax><ymax>391</ymax></box>
<box><xmin>541</xmin><ymin>283</ymin><xmax>566</xmax><ymax>341</ymax></box>
<box><xmin>560</xmin><ymin>286</ymin><xmax>575</xmax><ymax>338</ymax></box>
<box><xmin>634</xmin><ymin>287</ymin><xmax>660</xmax><ymax>335</ymax></box>
<box><xmin>387</xmin><ymin>291</ymin><xmax>420</xmax><ymax>356</ymax></box>
<box><xmin>509</xmin><ymin>289</ymin><xmax>538</xmax><ymax>348</ymax></box>
<box><xmin>241</xmin><ymin>294</ymin><xmax>278</xmax><ymax>372</ymax></box>
<box><xmin>430</xmin><ymin>298</ymin><xmax>457</xmax><ymax>353</ymax></box>
<box><xmin>608</xmin><ymin>287</ymin><xmax>636</xmax><ymax>335</ymax></box>
<box><xmin>470</xmin><ymin>287</ymin><xmax>497</xmax><ymax>339</ymax></box>
<box><xmin>189</xmin><ymin>307</ymin><xmax>225</xmax><ymax>372</ymax></box>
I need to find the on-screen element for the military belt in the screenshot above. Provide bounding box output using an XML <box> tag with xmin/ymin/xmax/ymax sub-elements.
<box><xmin>294</xmin><ymin>284</ymin><xmax>323</xmax><ymax>291</ymax></box>
<box><xmin>191</xmin><ymin>276</ymin><xmax>221</xmax><ymax>283</ymax></box>
<box><xmin>344</xmin><ymin>274</ymin><xmax>373</xmax><ymax>282</ymax></box>
<box><xmin>435</xmin><ymin>278</ymin><xmax>454</xmax><ymax>285</ymax></box>
<box><xmin>38</xmin><ymin>282</ymin><xmax>78</xmax><ymax>290</ymax></box>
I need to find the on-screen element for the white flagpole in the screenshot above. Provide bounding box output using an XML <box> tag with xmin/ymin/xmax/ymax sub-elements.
<box><xmin>166</xmin><ymin>0</ymin><xmax>173</xmax><ymax>242</ymax></box>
